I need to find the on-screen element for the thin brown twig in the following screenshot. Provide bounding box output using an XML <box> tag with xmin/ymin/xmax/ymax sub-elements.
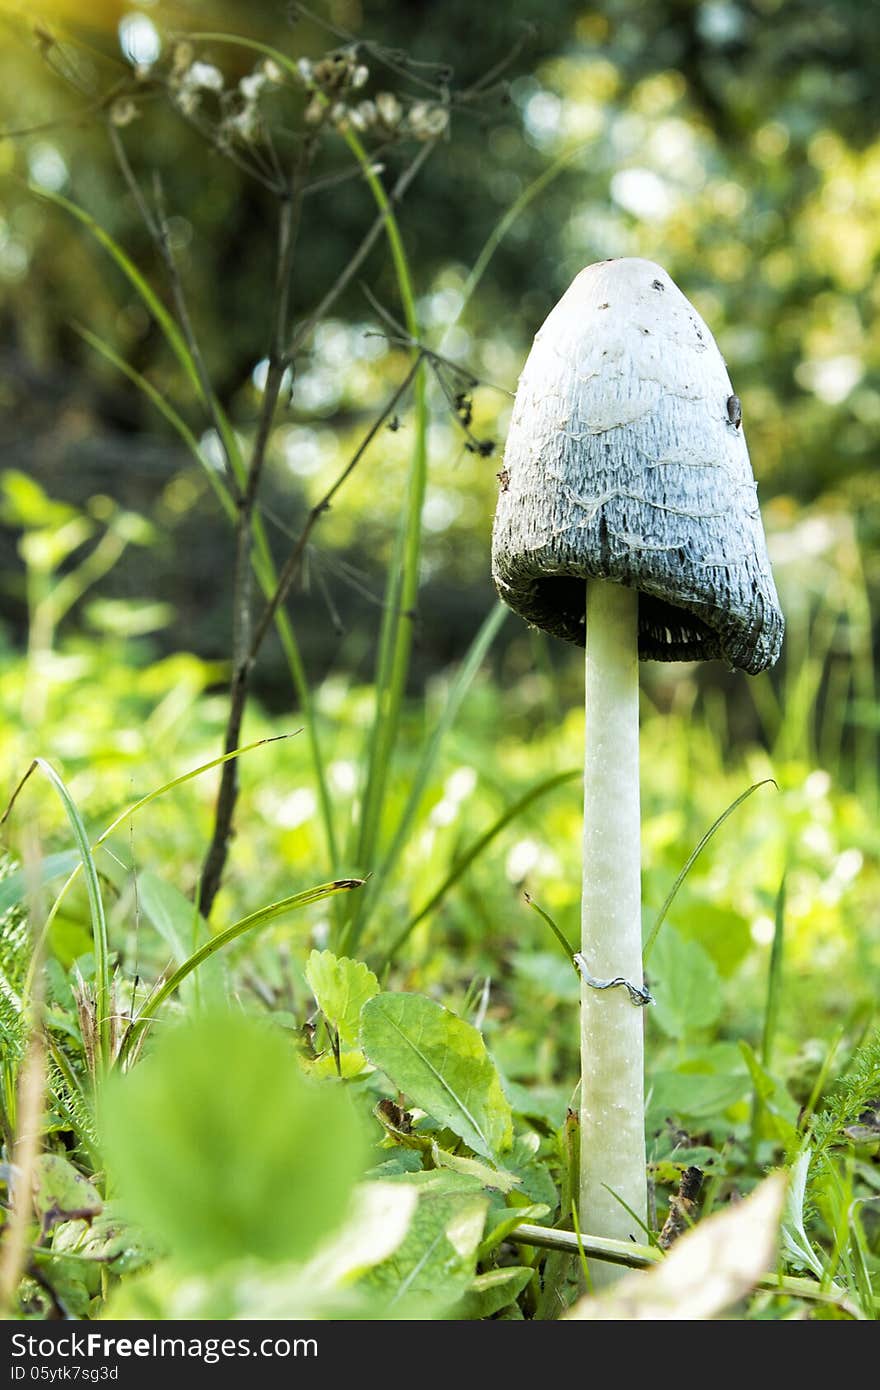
<box><xmin>198</xmin><ymin>144</ymin><xmax>312</xmax><ymax>917</ymax></box>
<box><xmin>246</xmin><ymin>354</ymin><xmax>422</xmax><ymax>670</ymax></box>
<box><xmin>288</xmin><ymin>141</ymin><xmax>433</xmax><ymax>358</ymax></box>
<box><xmin>357</xmin><ymin>283</ymin><xmax>512</xmax><ymax>396</ymax></box>
<box><xmin>152</xmin><ymin>171</ymin><xmax>244</xmax><ymax>502</ymax></box>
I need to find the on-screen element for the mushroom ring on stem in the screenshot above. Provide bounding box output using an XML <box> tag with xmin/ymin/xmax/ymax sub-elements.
<box><xmin>491</xmin><ymin>257</ymin><xmax>783</xmax><ymax>1283</ymax></box>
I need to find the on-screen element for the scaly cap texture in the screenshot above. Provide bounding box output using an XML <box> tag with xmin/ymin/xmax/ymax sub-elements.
<box><xmin>491</xmin><ymin>258</ymin><xmax>784</xmax><ymax>672</ymax></box>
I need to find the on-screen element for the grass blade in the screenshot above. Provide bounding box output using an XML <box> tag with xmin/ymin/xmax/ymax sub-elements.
<box><xmin>749</xmin><ymin>872</ymin><xmax>787</xmax><ymax>1159</ymax></box>
<box><xmin>44</xmin><ymin>188</ymin><xmax>335</xmax><ymax>863</ymax></box>
<box><xmin>762</xmin><ymin>873</ymin><xmax>787</xmax><ymax>1069</ymax></box>
<box><xmin>523</xmin><ymin>891</ymin><xmax>577</xmax><ymax>962</ymax></box>
<box><xmin>450</xmin><ymin>143</ymin><xmax>588</xmax><ymax>334</ymax></box>
<box><xmin>119</xmin><ymin>878</ymin><xmax>364</xmax><ymax>1063</ymax></box>
<box><xmin>381</xmin><ymin>768</ymin><xmax>580</xmax><ymax>967</ymax></box>
<box><xmin>15</xmin><ymin>735</ymin><xmax>296</xmax><ymax>1011</ymax></box>
<box><xmin>3</xmin><ymin>760</ymin><xmax>111</xmax><ymax>1070</ymax></box>
<box><xmin>341</xmin><ymin>601</ymin><xmax>508</xmax><ymax>952</ymax></box>
<box><xmin>73</xmin><ymin>323</ymin><xmax>235</xmax><ymax>524</ymax></box>
<box><xmin>33</xmin><ymin>185</ymin><xmax>202</xmax><ymax>398</ymax></box>
<box><xmin>643</xmin><ymin>779</ymin><xmax>777</xmax><ymax>964</ymax></box>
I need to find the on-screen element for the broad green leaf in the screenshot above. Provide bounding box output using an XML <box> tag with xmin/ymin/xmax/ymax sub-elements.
<box><xmin>101</xmin><ymin>1009</ymin><xmax>367</xmax><ymax>1269</ymax></box>
<box><xmin>361</xmin><ymin>992</ymin><xmax>513</xmax><ymax>1161</ymax></box>
<box><xmin>649</xmin><ymin>925</ymin><xmax>722</xmax><ymax>1039</ymax></box>
<box><xmin>305</xmin><ymin>949</ymin><xmax>379</xmax><ymax>1048</ymax></box>
<box><xmin>368</xmin><ymin>1152</ymin><xmax>424</xmax><ymax>1179</ymax></box>
<box><xmin>430</xmin><ymin>1143</ymin><xmax>520</xmax><ymax>1193</ymax></box>
<box><xmin>0</xmin><ymin>852</ymin><xmax>80</xmax><ymax>917</ymax></box>
<box><xmin>137</xmin><ymin>871</ymin><xmax>206</xmax><ymax>964</ymax></box>
<box><xmin>362</xmin><ymin>1171</ymin><xmax>488</xmax><ymax>1313</ymax></box>
<box><xmin>505</xmin><ymin>1135</ymin><xmax>561</xmax><ymax>1211</ymax></box>
<box><xmin>298</xmin><ymin>1181</ymin><xmax>417</xmax><ymax>1288</ymax></box>
<box><xmin>673</xmin><ymin>901</ymin><xmax>751</xmax><ymax>977</ymax></box>
<box><xmin>453</xmin><ymin>1265</ymin><xmax>534</xmax><ymax>1319</ymax></box>
<box><xmin>33</xmin><ymin>1154</ymin><xmax>102</xmax><ymax>1229</ymax></box>
<box><xmin>648</xmin><ymin>1070</ymin><xmax>752</xmax><ymax>1126</ymax></box>
<box><xmin>29</xmin><ymin>1253</ymin><xmax>93</xmax><ymax>1317</ymax></box>
<box><xmin>52</xmin><ymin>1203</ymin><xmax>157</xmax><ymax>1275</ymax></box>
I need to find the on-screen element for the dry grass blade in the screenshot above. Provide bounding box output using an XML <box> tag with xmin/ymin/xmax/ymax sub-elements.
<box><xmin>565</xmin><ymin>1173</ymin><xmax>787</xmax><ymax>1320</ymax></box>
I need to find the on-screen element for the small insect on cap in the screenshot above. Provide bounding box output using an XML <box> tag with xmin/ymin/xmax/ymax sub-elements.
<box><xmin>491</xmin><ymin>258</ymin><xmax>784</xmax><ymax>673</ymax></box>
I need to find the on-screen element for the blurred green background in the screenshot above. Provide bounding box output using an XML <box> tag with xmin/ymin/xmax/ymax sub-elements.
<box><xmin>0</xmin><ymin>0</ymin><xmax>877</xmax><ymax>1041</ymax></box>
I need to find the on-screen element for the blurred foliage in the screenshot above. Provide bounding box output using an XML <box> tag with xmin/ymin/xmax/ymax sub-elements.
<box><xmin>0</xmin><ymin>0</ymin><xmax>877</xmax><ymax>719</ymax></box>
<box><xmin>1</xmin><ymin>0</ymin><xmax>879</xmax><ymax>1322</ymax></box>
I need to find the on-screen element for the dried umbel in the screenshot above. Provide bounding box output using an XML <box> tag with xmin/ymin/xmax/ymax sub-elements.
<box><xmin>492</xmin><ymin>258</ymin><xmax>784</xmax><ymax>673</ymax></box>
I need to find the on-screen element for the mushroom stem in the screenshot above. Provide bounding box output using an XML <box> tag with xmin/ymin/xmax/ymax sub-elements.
<box><xmin>580</xmin><ymin>578</ymin><xmax>647</xmax><ymax>1283</ymax></box>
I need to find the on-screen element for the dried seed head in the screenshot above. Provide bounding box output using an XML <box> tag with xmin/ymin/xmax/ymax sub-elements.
<box><xmin>304</xmin><ymin>94</ymin><xmax>324</xmax><ymax>125</ymax></box>
<box><xmin>407</xmin><ymin>102</ymin><xmax>449</xmax><ymax>140</ymax></box>
<box><xmin>172</xmin><ymin>41</ymin><xmax>193</xmax><ymax>73</ymax></box>
<box><xmin>348</xmin><ymin>100</ymin><xmax>377</xmax><ymax>132</ymax></box>
<box><xmin>375</xmin><ymin>91</ymin><xmax>402</xmax><ymax>128</ymax></box>
<box><xmin>239</xmin><ymin>71</ymin><xmax>267</xmax><ymax>102</ymax></box>
<box><xmin>110</xmin><ymin>98</ymin><xmax>139</xmax><ymax>127</ymax></box>
<box><xmin>184</xmin><ymin>61</ymin><xmax>224</xmax><ymax>93</ymax></box>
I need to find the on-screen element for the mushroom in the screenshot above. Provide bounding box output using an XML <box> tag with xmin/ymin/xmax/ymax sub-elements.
<box><xmin>492</xmin><ymin>257</ymin><xmax>783</xmax><ymax>1280</ymax></box>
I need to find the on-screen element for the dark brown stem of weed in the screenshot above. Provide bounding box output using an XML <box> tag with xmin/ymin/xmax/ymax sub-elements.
<box><xmin>246</xmin><ymin>355</ymin><xmax>421</xmax><ymax>672</ymax></box>
<box><xmin>199</xmin><ymin>150</ymin><xmax>312</xmax><ymax>917</ymax></box>
<box><xmin>288</xmin><ymin>142</ymin><xmax>433</xmax><ymax>358</ymax></box>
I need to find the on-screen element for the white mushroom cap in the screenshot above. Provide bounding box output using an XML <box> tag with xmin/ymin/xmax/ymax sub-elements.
<box><xmin>492</xmin><ymin>258</ymin><xmax>784</xmax><ymax>673</ymax></box>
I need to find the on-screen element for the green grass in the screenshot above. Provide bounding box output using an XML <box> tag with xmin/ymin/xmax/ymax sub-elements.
<box><xmin>2</xmin><ymin>568</ymin><xmax>878</xmax><ymax>1317</ymax></box>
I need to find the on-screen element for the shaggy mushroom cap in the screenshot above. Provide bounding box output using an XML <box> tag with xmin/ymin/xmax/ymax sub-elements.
<box><xmin>491</xmin><ymin>257</ymin><xmax>784</xmax><ymax>673</ymax></box>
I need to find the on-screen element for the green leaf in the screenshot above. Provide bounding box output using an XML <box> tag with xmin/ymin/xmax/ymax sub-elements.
<box><xmin>649</xmin><ymin>925</ymin><xmax>723</xmax><ymax>1039</ymax></box>
<box><xmin>430</xmin><ymin>1143</ymin><xmax>520</xmax><ymax>1193</ymax></box>
<box><xmin>781</xmin><ymin>1149</ymin><xmax>825</xmax><ymax>1278</ymax></box>
<box><xmin>648</xmin><ymin>1070</ymin><xmax>752</xmax><ymax>1125</ymax></box>
<box><xmin>33</xmin><ymin>1155</ymin><xmax>102</xmax><ymax>1231</ymax></box>
<box><xmin>361</xmin><ymin>992</ymin><xmax>513</xmax><ymax>1161</ymax></box>
<box><xmin>0</xmin><ymin>852</ymin><xmax>80</xmax><ymax>917</ymax></box>
<box><xmin>643</xmin><ymin>780</ymin><xmax>776</xmax><ymax>963</ymax></box>
<box><xmin>453</xmin><ymin>1265</ymin><xmax>534</xmax><ymax>1319</ymax></box>
<box><xmin>505</xmin><ymin>1135</ymin><xmax>560</xmax><ymax>1211</ymax></box>
<box><xmin>120</xmin><ymin>878</ymin><xmax>363</xmax><ymax>1060</ymax></box>
<box><xmin>673</xmin><ymin>901</ymin><xmax>751</xmax><ymax>977</ymax></box>
<box><xmin>137</xmin><ymin>871</ymin><xmax>205</xmax><ymax>964</ymax></box>
<box><xmin>305</xmin><ymin>949</ymin><xmax>379</xmax><ymax>1048</ymax></box>
<box><xmin>101</xmin><ymin>1009</ymin><xmax>367</xmax><ymax>1269</ymax></box>
<box><xmin>739</xmin><ymin>1042</ymin><xmax>800</xmax><ymax>1147</ymax></box>
<box><xmin>52</xmin><ymin>1203</ymin><xmax>158</xmax><ymax>1275</ymax></box>
<box><xmin>383</xmin><ymin>768</ymin><xmax>580</xmax><ymax>964</ymax></box>
<box><xmin>478</xmin><ymin>1203</ymin><xmax>552</xmax><ymax>1259</ymax></box>
<box><xmin>362</xmin><ymin>1171</ymin><xmax>488</xmax><ymax>1314</ymax></box>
